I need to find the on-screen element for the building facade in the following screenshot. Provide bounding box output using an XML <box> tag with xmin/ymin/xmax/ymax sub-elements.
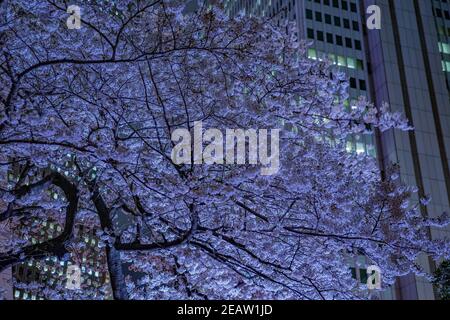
<box><xmin>363</xmin><ymin>0</ymin><xmax>450</xmax><ymax>300</ymax></box>
<box><xmin>12</xmin><ymin>221</ymin><xmax>112</xmax><ymax>300</ymax></box>
<box><xmin>225</xmin><ymin>0</ymin><xmax>450</xmax><ymax>300</ymax></box>
<box><xmin>225</xmin><ymin>0</ymin><xmax>376</xmax><ymax>156</ymax></box>
<box><xmin>2</xmin><ymin>158</ymin><xmax>112</xmax><ymax>300</ymax></box>
<box><xmin>0</xmin><ymin>228</ymin><xmax>12</xmax><ymax>300</ymax></box>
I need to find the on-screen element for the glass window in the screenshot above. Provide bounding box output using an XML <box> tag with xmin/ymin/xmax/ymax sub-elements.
<box><xmin>334</xmin><ymin>16</ymin><xmax>341</xmax><ymax>27</ymax></box>
<box><xmin>443</xmin><ymin>43</ymin><xmax>450</xmax><ymax>54</ymax></box>
<box><xmin>308</xmin><ymin>48</ymin><xmax>317</xmax><ymax>60</ymax></box>
<box><xmin>317</xmin><ymin>51</ymin><xmax>324</xmax><ymax>61</ymax></box>
<box><xmin>357</xmin><ymin>59</ymin><xmax>364</xmax><ymax>70</ymax></box>
<box><xmin>346</xmin><ymin>141</ymin><xmax>354</xmax><ymax>153</ymax></box>
<box><xmin>356</xmin><ymin>142</ymin><xmax>366</xmax><ymax>155</ymax></box>
<box><xmin>344</xmin><ymin>100</ymin><xmax>350</xmax><ymax>108</ymax></box>
<box><xmin>342</xmin><ymin>0</ymin><xmax>348</xmax><ymax>10</ymax></box>
<box><xmin>317</xmin><ymin>30</ymin><xmax>324</xmax><ymax>41</ymax></box>
<box><xmin>345</xmin><ymin>37</ymin><xmax>353</xmax><ymax>48</ymax></box>
<box><xmin>315</xmin><ymin>11</ymin><xmax>322</xmax><ymax>22</ymax></box>
<box><xmin>347</xmin><ymin>57</ymin><xmax>356</xmax><ymax>69</ymax></box>
<box><xmin>327</xmin><ymin>33</ymin><xmax>334</xmax><ymax>43</ymax></box>
<box><xmin>359</xmin><ymin>79</ymin><xmax>367</xmax><ymax>91</ymax></box>
<box><xmin>328</xmin><ymin>53</ymin><xmax>336</xmax><ymax>64</ymax></box>
<box><xmin>343</xmin><ymin>18</ymin><xmax>350</xmax><ymax>29</ymax></box>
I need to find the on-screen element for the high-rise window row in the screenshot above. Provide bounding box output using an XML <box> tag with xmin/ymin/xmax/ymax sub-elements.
<box><xmin>307</xmin><ymin>27</ymin><xmax>362</xmax><ymax>51</ymax></box>
<box><xmin>434</xmin><ymin>7</ymin><xmax>450</xmax><ymax>20</ymax></box>
<box><xmin>307</xmin><ymin>48</ymin><xmax>364</xmax><ymax>70</ymax></box>
<box><xmin>306</xmin><ymin>9</ymin><xmax>360</xmax><ymax>31</ymax></box>
<box><xmin>306</xmin><ymin>0</ymin><xmax>357</xmax><ymax>13</ymax></box>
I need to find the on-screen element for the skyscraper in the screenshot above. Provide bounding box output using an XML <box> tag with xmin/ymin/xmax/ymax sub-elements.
<box><xmin>2</xmin><ymin>158</ymin><xmax>112</xmax><ymax>300</ymax></box>
<box><xmin>363</xmin><ymin>0</ymin><xmax>450</xmax><ymax>300</ymax></box>
<box><xmin>0</xmin><ymin>228</ymin><xmax>12</xmax><ymax>300</ymax></box>
<box><xmin>224</xmin><ymin>0</ymin><xmax>450</xmax><ymax>300</ymax></box>
<box><xmin>225</xmin><ymin>0</ymin><xmax>376</xmax><ymax>156</ymax></box>
<box><xmin>12</xmin><ymin>221</ymin><xmax>112</xmax><ymax>300</ymax></box>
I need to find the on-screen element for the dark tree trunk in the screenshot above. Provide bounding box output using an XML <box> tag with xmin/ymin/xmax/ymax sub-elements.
<box><xmin>88</xmin><ymin>183</ymin><xmax>129</xmax><ymax>300</ymax></box>
<box><xmin>106</xmin><ymin>245</ymin><xmax>129</xmax><ymax>300</ymax></box>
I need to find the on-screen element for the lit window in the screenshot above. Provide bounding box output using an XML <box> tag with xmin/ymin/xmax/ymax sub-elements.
<box><xmin>347</xmin><ymin>57</ymin><xmax>356</xmax><ymax>69</ymax></box>
<box><xmin>356</xmin><ymin>142</ymin><xmax>365</xmax><ymax>155</ymax></box>
<box><xmin>308</xmin><ymin>48</ymin><xmax>317</xmax><ymax>60</ymax></box>
<box><xmin>328</xmin><ymin>53</ymin><xmax>336</xmax><ymax>64</ymax></box>
<box><xmin>317</xmin><ymin>50</ymin><xmax>324</xmax><ymax>61</ymax></box>
<box><xmin>346</xmin><ymin>141</ymin><xmax>354</xmax><ymax>153</ymax></box>
<box><xmin>343</xmin><ymin>100</ymin><xmax>350</xmax><ymax>108</ymax></box>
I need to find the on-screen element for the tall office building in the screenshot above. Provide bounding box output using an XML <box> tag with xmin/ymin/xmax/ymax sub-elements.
<box><xmin>224</xmin><ymin>0</ymin><xmax>450</xmax><ymax>300</ymax></box>
<box><xmin>363</xmin><ymin>0</ymin><xmax>450</xmax><ymax>300</ymax></box>
<box><xmin>225</xmin><ymin>0</ymin><xmax>376</xmax><ymax>156</ymax></box>
<box><xmin>12</xmin><ymin>221</ymin><xmax>112</xmax><ymax>300</ymax></box>
<box><xmin>0</xmin><ymin>227</ymin><xmax>12</xmax><ymax>300</ymax></box>
<box><xmin>2</xmin><ymin>158</ymin><xmax>112</xmax><ymax>300</ymax></box>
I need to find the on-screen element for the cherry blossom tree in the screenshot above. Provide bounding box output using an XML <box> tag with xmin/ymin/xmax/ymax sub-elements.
<box><xmin>0</xmin><ymin>0</ymin><xmax>448</xmax><ymax>300</ymax></box>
